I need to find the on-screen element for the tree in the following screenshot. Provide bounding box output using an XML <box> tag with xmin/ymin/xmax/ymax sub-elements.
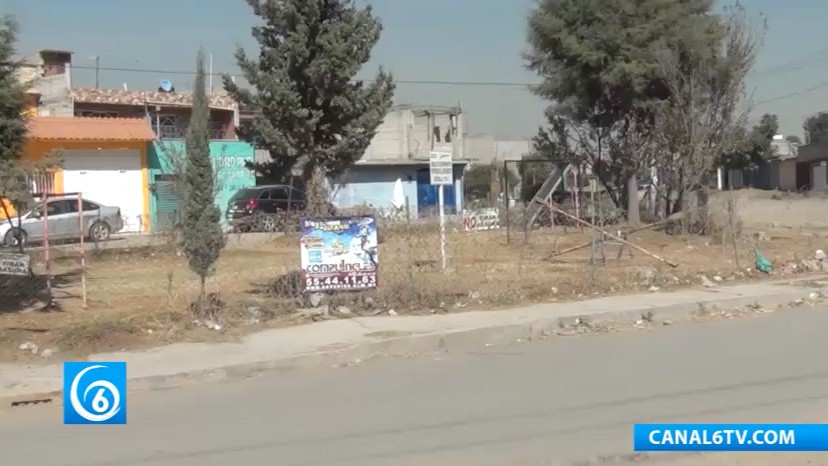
<box><xmin>180</xmin><ymin>49</ymin><xmax>227</xmax><ymax>316</ymax></box>
<box><xmin>0</xmin><ymin>15</ymin><xmax>57</xmax><ymax>253</ymax></box>
<box><xmin>720</xmin><ymin>113</ymin><xmax>777</xmax><ymax>169</ymax></box>
<box><xmin>224</xmin><ymin>0</ymin><xmax>395</xmax><ymax>214</ymax></box>
<box><xmin>524</xmin><ymin>0</ymin><xmax>721</xmax><ymax>225</ymax></box>
<box><xmin>785</xmin><ymin>134</ymin><xmax>802</xmax><ymax>145</ymax></box>
<box><xmin>655</xmin><ymin>4</ymin><xmax>762</xmax><ymax>218</ymax></box>
<box><xmin>464</xmin><ymin>162</ymin><xmax>518</xmax><ymax>202</ymax></box>
<box><xmin>804</xmin><ymin>112</ymin><xmax>828</xmax><ymax>145</ymax></box>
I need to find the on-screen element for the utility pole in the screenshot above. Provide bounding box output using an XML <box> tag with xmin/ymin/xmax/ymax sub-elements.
<box><xmin>90</xmin><ymin>55</ymin><xmax>100</xmax><ymax>89</ymax></box>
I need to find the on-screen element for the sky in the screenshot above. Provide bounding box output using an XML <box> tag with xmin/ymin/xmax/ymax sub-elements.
<box><xmin>7</xmin><ymin>0</ymin><xmax>828</xmax><ymax>140</ymax></box>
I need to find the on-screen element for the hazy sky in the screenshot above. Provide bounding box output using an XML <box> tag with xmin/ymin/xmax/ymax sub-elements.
<box><xmin>7</xmin><ymin>0</ymin><xmax>828</xmax><ymax>140</ymax></box>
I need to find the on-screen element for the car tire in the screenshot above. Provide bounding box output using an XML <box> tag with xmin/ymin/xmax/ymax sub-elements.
<box><xmin>89</xmin><ymin>222</ymin><xmax>111</xmax><ymax>242</ymax></box>
<box><xmin>4</xmin><ymin>229</ymin><xmax>27</xmax><ymax>248</ymax></box>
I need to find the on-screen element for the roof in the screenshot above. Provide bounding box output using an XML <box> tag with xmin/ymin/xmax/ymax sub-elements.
<box><xmin>71</xmin><ymin>88</ymin><xmax>237</xmax><ymax>110</ymax></box>
<box><xmin>37</xmin><ymin>49</ymin><xmax>74</xmax><ymax>55</ymax></box>
<box><xmin>28</xmin><ymin>116</ymin><xmax>157</xmax><ymax>141</ymax></box>
<box><xmin>792</xmin><ymin>143</ymin><xmax>828</xmax><ymax>163</ymax></box>
<box><xmin>390</xmin><ymin>104</ymin><xmax>462</xmax><ymax>115</ymax></box>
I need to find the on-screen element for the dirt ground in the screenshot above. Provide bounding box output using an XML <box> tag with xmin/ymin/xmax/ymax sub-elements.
<box><xmin>710</xmin><ymin>188</ymin><xmax>828</xmax><ymax>230</ymax></box>
<box><xmin>2</xmin><ymin>193</ymin><xmax>828</xmax><ymax>363</ymax></box>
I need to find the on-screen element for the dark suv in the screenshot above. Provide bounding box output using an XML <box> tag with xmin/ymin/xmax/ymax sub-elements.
<box><xmin>226</xmin><ymin>185</ymin><xmax>307</xmax><ymax>232</ymax></box>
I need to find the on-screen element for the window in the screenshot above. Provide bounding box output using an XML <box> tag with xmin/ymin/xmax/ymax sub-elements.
<box><xmin>77</xmin><ymin>110</ymin><xmax>121</xmax><ymax>118</ymax></box>
<box><xmin>259</xmin><ymin>190</ymin><xmax>271</xmax><ymax>200</ymax></box>
<box><xmin>270</xmin><ymin>188</ymin><xmax>290</xmax><ymax>200</ymax></box>
<box><xmin>288</xmin><ymin>188</ymin><xmax>305</xmax><ymax>201</ymax></box>
<box><xmin>151</xmin><ymin>115</ymin><xmax>185</xmax><ymax>139</ymax></box>
<box><xmin>82</xmin><ymin>201</ymin><xmax>99</xmax><ymax>211</ymax></box>
<box><xmin>44</xmin><ymin>202</ymin><xmax>60</xmax><ymax>216</ymax></box>
<box><xmin>58</xmin><ymin>200</ymin><xmax>79</xmax><ymax>214</ymax></box>
<box><xmin>43</xmin><ymin>199</ymin><xmax>77</xmax><ymax>216</ymax></box>
<box><xmin>209</xmin><ymin>121</ymin><xmax>228</xmax><ymax>139</ymax></box>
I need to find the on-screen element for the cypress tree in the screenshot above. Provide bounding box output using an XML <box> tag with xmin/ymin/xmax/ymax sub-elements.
<box><xmin>180</xmin><ymin>49</ymin><xmax>226</xmax><ymax>314</ymax></box>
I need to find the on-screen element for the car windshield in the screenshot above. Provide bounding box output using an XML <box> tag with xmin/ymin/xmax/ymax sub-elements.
<box><xmin>230</xmin><ymin>189</ymin><xmax>259</xmax><ymax>201</ymax></box>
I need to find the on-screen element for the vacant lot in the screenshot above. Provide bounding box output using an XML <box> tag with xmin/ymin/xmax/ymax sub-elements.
<box><xmin>1</xmin><ymin>200</ymin><xmax>826</xmax><ymax>362</ymax></box>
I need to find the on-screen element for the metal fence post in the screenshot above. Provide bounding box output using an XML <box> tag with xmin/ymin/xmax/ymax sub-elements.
<box><xmin>42</xmin><ymin>193</ymin><xmax>51</xmax><ymax>303</ymax></box>
<box><xmin>78</xmin><ymin>194</ymin><xmax>88</xmax><ymax>309</ymax></box>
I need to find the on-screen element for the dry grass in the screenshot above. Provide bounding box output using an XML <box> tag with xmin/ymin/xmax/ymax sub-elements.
<box><xmin>0</xmin><ymin>208</ymin><xmax>825</xmax><ymax>363</ymax></box>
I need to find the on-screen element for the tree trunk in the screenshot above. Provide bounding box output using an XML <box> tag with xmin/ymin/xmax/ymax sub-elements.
<box><xmin>198</xmin><ymin>275</ymin><xmax>207</xmax><ymax>317</ymax></box>
<box><xmin>304</xmin><ymin>164</ymin><xmax>331</xmax><ymax>216</ymax></box>
<box><xmin>626</xmin><ymin>174</ymin><xmax>640</xmax><ymax>226</ymax></box>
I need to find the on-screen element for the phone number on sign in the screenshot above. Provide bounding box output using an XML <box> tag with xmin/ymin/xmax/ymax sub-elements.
<box><xmin>305</xmin><ymin>274</ymin><xmax>377</xmax><ymax>290</ymax></box>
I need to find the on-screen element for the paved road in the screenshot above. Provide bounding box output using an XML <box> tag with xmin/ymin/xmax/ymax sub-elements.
<box><xmin>2</xmin><ymin>309</ymin><xmax>828</xmax><ymax>466</ymax></box>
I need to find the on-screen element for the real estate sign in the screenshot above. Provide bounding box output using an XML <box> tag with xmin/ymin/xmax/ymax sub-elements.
<box><xmin>299</xmin><ymin>216</ymin><xmax>378</xmax><ymax>292</ymax></box>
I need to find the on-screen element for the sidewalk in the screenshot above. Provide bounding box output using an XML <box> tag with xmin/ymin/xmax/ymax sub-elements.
<box><xmin>2</xmin><ymin>277</ymin><xmax>827</xmax><ymax>403</ymax></box>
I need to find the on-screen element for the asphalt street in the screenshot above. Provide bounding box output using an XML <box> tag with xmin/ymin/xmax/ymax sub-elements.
<box><xmin>1</xmin><ymin>308</ymin><xmax>827</xmax><ymax>465</ymax></box>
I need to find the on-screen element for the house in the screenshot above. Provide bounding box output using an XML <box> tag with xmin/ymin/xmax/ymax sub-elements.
<box><xmin>723</xmin><ymin>135</ymin><xmax>799</xmax><ymax>191</ymax></box>
<box><xmin>4</xmin><ymin>50</ymin><xmax>156</xmax><ymax>230</ymax></box>
<box><xmin>17</xmin><ymin>49</ymin><xmax>74</xmax><ymax>117</ymax></box>
<box><xmin>24</xmin><ymin>116</ymin><xmax>157</xmax><ymax>232</ymax></box>
<box><xmin>330</xmin><ymin>105</ymin><xmax>471</xmax><ymax>216</ymax></box>
<box><xmin>793</xmin><ymin>142</ymin><xmax>828</xmax><ymax>190</ymax></box>
<box><xmin>71</xmin><ymin>87</ymin><xmax>255</xmax><ymax>229</ymax></box>
<box><xmin>12</xmin><ymin>49</ymin><xmax>255</xmax><ymax>231</ymax></box>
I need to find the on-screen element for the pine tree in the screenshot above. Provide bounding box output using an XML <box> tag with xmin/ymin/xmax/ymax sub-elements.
<box><xmin>0</xmin><ymin>16</ymin><xmax>32</xmax><ymax>250</ymax></box>
<box><xmin>180</xmin><ymin>49</ymin><xmax>226</xmax><ymax>314</ymax></box>
<box><xmin>224</xmin><ymin>0</ymin><xmax>395</xmax><ymax>213</ymax></box>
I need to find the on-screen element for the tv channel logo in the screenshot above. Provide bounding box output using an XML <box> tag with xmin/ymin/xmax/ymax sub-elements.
<box><xmin>63</xmin><ymin>362</ymin><xmax>127</xmax><ymax>425</ymax></box>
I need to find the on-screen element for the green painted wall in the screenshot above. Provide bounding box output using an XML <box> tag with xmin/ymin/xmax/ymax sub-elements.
<box><xmin>147</xmin><ymin>140</ymin><xmax>255</xmax><ymax>230</ymax></box>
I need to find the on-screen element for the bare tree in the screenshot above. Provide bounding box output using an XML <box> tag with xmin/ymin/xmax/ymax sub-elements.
<box><xmin>654</xmin><ymin>5</ymin><xmax>764</xmax><ymax>224</ymax></box>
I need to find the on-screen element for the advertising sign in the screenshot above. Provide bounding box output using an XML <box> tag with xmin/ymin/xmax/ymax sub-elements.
<box><xmin>299</xmin><ymin>216</ymin><xmax>378</xmax><ymax>292</ymax></box>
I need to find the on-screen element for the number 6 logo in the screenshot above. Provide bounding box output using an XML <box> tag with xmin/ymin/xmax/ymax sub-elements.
<box><xmin>63</xmin><ymin>362</ymin><xmax>127</xmax><ymax>424</ymax></box>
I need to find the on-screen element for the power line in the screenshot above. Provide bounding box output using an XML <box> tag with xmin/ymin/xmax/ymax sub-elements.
<box><xmin>754</xmin><ymin>46</ymin><xmax>828</xmax><ymax>77</ymax></box>
<box><xmin>754</xmin><ymin>79</ymin><xmax>828</xmax><ymax>106</ymax></box>
<box><xmin>9</xmin><ymin>62</ymin><xmax>538</xmax><ymax>87</ymax></box>
<box><xmin>8</xmin><ymin>61</ymin><xmax>828</xmax><ymax>106</ymax></box>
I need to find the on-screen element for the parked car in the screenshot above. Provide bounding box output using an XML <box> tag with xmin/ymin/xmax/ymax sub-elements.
<box><xmin>0</xmin><ymin>196</ymin><xmax>124</xmax><ymax>247</ymax></box>
<box><xmin>226</xmin><ymin>185</ymin><xmax>335</xmax><ymax>232</ymax></box>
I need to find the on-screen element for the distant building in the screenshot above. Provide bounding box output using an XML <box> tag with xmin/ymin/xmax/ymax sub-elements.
<box><xmin>330</xmin><ymin>105</ymin><xmax>471</xmax><ymax>216</ymax></box>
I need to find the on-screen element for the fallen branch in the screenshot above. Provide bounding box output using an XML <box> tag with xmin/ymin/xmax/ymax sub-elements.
<box><xmin>546</xmin><ymin>204</ymin><xmax>680</xmax><ymax>268</ymax></box>
<box><xmin>547</xmin><ymin>212</ymin><xmax>684</xmax><ymax>260</ymax></box>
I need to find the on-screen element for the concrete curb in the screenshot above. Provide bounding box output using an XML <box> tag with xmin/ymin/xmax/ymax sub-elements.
<box><xmin>4</xmin><ymin>280</ymin><xmax>827</xmax><ymax>408</ymax></box>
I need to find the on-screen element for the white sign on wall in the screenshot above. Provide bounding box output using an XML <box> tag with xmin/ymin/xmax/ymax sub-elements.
<box><xmin>429</xmin><ymin>151</ymin><xmax>453</xmax><ymax>186</ymax></box>
<box><xmin>0</xmin><ymin>253</ymin><xmax>30</xmax><ymax>276</ymax></box>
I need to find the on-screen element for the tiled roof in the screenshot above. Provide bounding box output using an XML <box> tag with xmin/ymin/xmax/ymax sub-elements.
<box><xmin>28</xmin><ymin>116</ymin><xmax>157</xmax><ymax>141</ymax></box>
<box><xmin>71</xmin><ymin>88</ymin><xmax>237</xmax><ymax>110</ymax></box>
